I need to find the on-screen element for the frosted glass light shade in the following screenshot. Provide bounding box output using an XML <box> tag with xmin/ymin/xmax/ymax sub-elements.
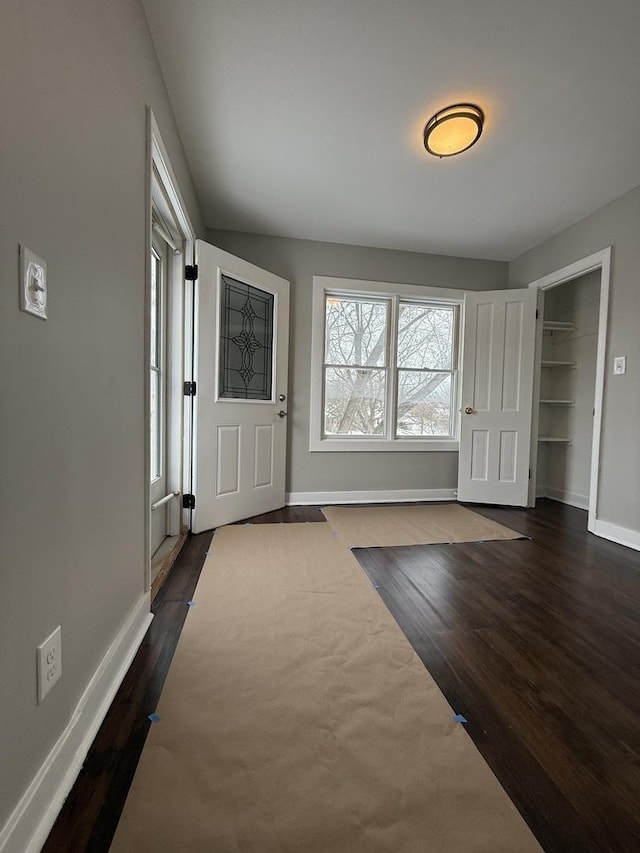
<box><xmin>424</xmin><ymin>104</ymin><xmax>484</xmax><ymax>158</ymax></box>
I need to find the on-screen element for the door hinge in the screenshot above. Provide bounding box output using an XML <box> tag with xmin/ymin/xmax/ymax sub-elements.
<box><xmin>528</xmin><ymin>469</ymin><xmax>531</xmax><ymax>479</ymax></box>
<box><xmin>535</xmin><ymin>308</ymin><xmax>539</xmax><ymax>319</ymax></box>
<box><xmin>182</xmin><ymin>493</ymin><xmax>196</xmax><ymax>510</ymax></box>
<box><xmin>183</xmin><ymin>381</ymin><xmax>197</xmax><ymax>397</ymax></box>
<box><xmin>185</xmin><ymin>264</ymin><xmax>198</xmax><ymax>281</ymax></box>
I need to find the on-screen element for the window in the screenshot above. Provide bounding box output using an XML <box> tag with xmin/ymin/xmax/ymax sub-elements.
<box><xmin>218</xmin><ymin>274</ymin><xmax>275</xmax><ymax>400</ymax></box>
<box><xmin>324</xmin><ymin>296</ymin><xmax>388</xmax><ymax>436</ymax></box>
<box><xmin>310</xmin><ymin>277</ymin><xmax>463</xmax><ymax>451</ymax></box>
<box><xmin>150</xmin><ymin>243</ymin><xmax>164</xmax><ymax>481</ymax></box>
<box><xmin>395</xmin><ymin>301</ymin><xmax>456</xmax><ymax>437</ymax></box>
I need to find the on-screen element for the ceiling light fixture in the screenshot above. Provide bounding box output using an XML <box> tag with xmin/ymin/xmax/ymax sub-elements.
<box><xmin>423</xmin><ymin>103</ymin><xmax>484</xmax><ymax>158</ymax></box>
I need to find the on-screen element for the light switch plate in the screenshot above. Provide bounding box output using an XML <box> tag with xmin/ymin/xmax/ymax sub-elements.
<box><xmin>613</xmin><ymin>356</ymin><xmax>627</xmax><ymax>375</ymax></box>
<box><xmin>19</xmin><ymin>245</ymin><xmax>47</xmax><ymax>320</ymax></box>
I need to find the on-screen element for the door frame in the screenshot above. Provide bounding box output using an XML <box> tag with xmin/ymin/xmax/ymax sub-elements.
<box><xmin>527</xmin><ymin>246</ymin><xmax>611</xmax><ymax>533</ymax></box>
<box><xmin>145</xmin><ymin>109</ymin><xmax>196</xmax><ymax>591</ymax></box>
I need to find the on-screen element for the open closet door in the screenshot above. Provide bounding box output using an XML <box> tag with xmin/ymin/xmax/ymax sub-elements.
<box><xmin>191</xmin><ymin>240</ymin><xmax>290</xmax><ymax>533</ymax></box>
<box><xmin>457</xmin><ymin>289</ymin><xmax>537</xmax><ymax>506</ymax></box>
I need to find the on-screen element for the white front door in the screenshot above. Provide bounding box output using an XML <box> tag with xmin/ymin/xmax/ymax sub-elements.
<box><xmin>192</xmin><ymin>240</ymin><xmax>290</xmax><ymax>533</ymax></box>
<box><xmin>457</xmin><ymin>289</ymin><xmax>537</xmax><ymax>506</ymax></box>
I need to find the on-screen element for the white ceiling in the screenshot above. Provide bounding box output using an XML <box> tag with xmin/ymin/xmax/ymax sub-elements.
<box><xmin>143</xmin><ymin>0</ymin><xmax>640</xmax><ymax>260</ymax></box>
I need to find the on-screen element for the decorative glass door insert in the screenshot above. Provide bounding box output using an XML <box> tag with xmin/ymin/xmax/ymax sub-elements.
<box><xmin>219</xmin><ymin>273</ymin><xmax>274</xmax><ymax>400</ymax></box>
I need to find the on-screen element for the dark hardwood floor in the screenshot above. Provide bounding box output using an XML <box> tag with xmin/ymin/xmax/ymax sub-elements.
<box><xmin>356</xmin><ymin>501</ymin><xmax>640</xmax><ymax>853</ymax></box>
<box><xmin>43</xmin><ymin>500</ymin><xmax>640</xmax><ymax>852</ymax></box>
<box><xmin>42</xmin><ymin>531</ymin><xmax>213</xmax><ymax>853</ymax></box>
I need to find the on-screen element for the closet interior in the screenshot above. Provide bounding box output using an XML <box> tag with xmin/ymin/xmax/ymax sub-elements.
<box><xmin>535</xmin><ymin>270</ymin><xmax>600</xmax><ymax>510</ymax></box>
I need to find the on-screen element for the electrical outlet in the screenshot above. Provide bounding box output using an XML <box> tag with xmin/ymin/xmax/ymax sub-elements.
<box><xmin>37</xmin><ymin>626</ymin><xmax>62</xmax><ymax>704</ymax></box>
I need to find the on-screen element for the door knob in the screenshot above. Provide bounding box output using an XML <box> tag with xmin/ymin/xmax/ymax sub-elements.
<box><xmin>278</xmin><ymin>410</ymin><xmax>288</xmax><ymax>418</ymax></box>
<box><xmin>279</xmin><ymin>394</ymin><xmax>286</xmax><ymax>401</ymax></box>
<box><xmin>464</xmin><ymin>407</ymin><xmax>475</xmax><ymax>415</ymax></box>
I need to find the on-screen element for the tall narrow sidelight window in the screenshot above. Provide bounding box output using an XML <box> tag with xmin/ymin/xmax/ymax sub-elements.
<box><xmin>150</xmin><ymin>246</ymin><xmax>163</xmax><ymax>481</ymax></box>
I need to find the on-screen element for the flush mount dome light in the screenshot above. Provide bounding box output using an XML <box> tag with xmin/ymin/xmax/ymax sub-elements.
<box><xmin>423</xmin><ymin>103</ymin><xmax>484</xmax><ymax>158</ymax></box>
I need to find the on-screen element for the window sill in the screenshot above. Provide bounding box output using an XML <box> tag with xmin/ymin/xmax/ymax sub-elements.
<box><xmin>309</xmin><ymin>437</ymin><xmax>459</xmax><ymax>452</ymax></box>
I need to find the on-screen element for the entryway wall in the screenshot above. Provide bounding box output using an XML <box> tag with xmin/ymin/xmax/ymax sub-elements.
<box><xmin>0</xmin><ymin>3</ymin><xmax>207</xmax><ymax>850</ymax></box>
<box><xmin>537</xmin><ymin>270</ymin><xmax>600</xmax><ymax>509</ymax></box>
<box><xmin>510</xmin><ymin>186</ymin><xmax>640</xmax><ymax>550</ymax></box>
<box><xmin>207</xmin><ymin>229</ymin><xmax>508</xmax><ymax>503</ymax></box>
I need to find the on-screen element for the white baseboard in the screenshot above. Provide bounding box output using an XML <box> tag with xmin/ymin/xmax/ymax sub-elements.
<box><xmin>286</xmin><ymin>488</ymin><xmax>457</xmax><ymax>506</ymax></box>
<box><xmin>592</xmin><ymin>519</ymin><xmax>640</xmax><ymax>552</ymax></box>
<box><xmin>0</xmin><ymin>592</ymin><xmax>153</xmax><ymax>853</ymax></box>
<box><xmin>538</xmin><ymin>486</ymin><xmax>589</xmax><ymax>511</ymax></box>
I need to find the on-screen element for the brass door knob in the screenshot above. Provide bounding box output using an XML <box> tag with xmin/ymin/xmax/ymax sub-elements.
<box><xmin>464</xmin><ymin>407</ymin><xmax>474</xmax><ymax>415</ymax></box>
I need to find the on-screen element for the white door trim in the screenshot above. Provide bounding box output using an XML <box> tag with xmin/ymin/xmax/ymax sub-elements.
<box><xmin>146</xmin><ymin>109</ymin><xmax>196</xmax><ymax>590</ymax></box>
<box><xmin>527</xmin><ymin>246</ymin><xmax>611</xmax><ymax>533</ymax></box>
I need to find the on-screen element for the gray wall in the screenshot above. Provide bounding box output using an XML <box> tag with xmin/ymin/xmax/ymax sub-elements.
<box><xmin>510</xmin><ymin>185</ymin><xmax>640</xmax><ymax>533</ymax></box>
<box><xmin>0</xmin><ymin>0</ymin><xmax>203</xmax><ymax>832</ymax></box>
<box><xmin>208</xmin><ymin>230</ymin><xmax>508</xmax><ymax>495</ymax></box>
<box><xmin>539</xmin><ymin>272</ymin><xmax>600</xmax><ymax>503</ymax></box>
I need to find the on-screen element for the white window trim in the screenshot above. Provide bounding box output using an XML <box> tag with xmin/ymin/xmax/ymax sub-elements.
<box><xmin>310</xmin><ymin>276</ymin><xmax>465</xmax><ymax>452</ymax></box>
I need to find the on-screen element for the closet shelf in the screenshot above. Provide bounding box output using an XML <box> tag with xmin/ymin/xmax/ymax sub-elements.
<box><xmin>538</xmin><ymin>436</ymin><xmax>572</xmax><ymax>444</ymax></box>
<box><xmin>539</xmin><ymin>399</ymin><xmax>574</xmax><ymax>405</ymax></box>
<box><xmin>541</xmin><ymin>360</ymin><xmax>576</xmax><ymax>368</ymax></box>
<box><xmin>543</xmin><ymin>321</ymin><xmax>576</xmax><ymax>332</ymax></box>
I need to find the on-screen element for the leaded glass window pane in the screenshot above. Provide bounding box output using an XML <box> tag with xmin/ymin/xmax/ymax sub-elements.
<box><xmin>219</xmin><ymin>274</ymin><xmax>274</xmax><ymax>400</ymax></box>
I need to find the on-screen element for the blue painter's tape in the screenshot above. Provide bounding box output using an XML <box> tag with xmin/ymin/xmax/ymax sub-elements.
<box><xmin>453</xmin><ymin>713</ymin><xmax>468</xmax><ymax>724</ymax></box>
<box><xmin>187</xmin><ymin>600</ymin><xmax>196</xmax><ymax>607</ymax></box>
<box><xmin>148</xmin><ymin>713</ymin><xmax>160</xmax><ymax>723</ymax></box>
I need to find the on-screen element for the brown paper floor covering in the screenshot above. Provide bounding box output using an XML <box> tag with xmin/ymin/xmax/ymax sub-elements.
<box><xmin>111</xmin><ymin>523</ymin><xmax>540</xmax><ymax>853</ymax></box>
<box><xmin>322</xmin><ymin>502</ymin><xmax>525</xmax><ymax>548</ymax></box>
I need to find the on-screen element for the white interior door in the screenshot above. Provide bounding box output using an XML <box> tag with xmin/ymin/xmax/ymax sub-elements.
<box><xmin>192</xmin><ymin>240</ymin><xmax>290</xmax><ymax>533</ymax></box>
<box><xmin>457</xmin><ymin>289</ymin><xmax>537</xmax><ymax>506</ymax></box>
